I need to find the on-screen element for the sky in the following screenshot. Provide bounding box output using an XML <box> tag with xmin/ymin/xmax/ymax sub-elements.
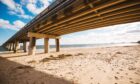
<box><xmin>0</xmin><ymin>0</ymin><xmax>140</xmax><ymax>46</ymax></box>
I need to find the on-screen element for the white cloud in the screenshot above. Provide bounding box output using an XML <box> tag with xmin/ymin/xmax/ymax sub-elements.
<box><xmin>26</xmin><ymin>3</ymin><xmax>42</xmax><ymax>14</ymax></box>
<box><xmin>13</xmin><ymin>20</ymin><xmax>25</xmax><ymax>28</ymax></box>
<box><xmin>61</xmin><ymin>33</ymin><xmax>140</xmax><ymax>44</ymax></box>
<box><xmin>60</xmin><ymin>22</ymin><xmax>140</xmax><ymax>44</ymax></box>
<box><xmin>1</xmin><ymin>0</ymin><xmax>54</xmax><ymax>18</ymax></box>
<box><xmin>127</xmin><ymin>30</ymin><xmax>140</xmax><ymax>33</ymax></box>
<box><xmin>18</xmin><ymin>14</ymin><xmax>33</xmax><ymax>19</ymax></box>
<box><xmin>0</xmin><ymin>0</ymin><xmax>33</xmax><ymax>19</ymax></box>
<box><xmin>81</xmin><ymin>22</ymin><xmax>140</xmax><ymax>36</ymax></box>
<box><xmin>19</xmin><ymin>15</ymin><xmax>32</xmax><ymax>19</ymax></box>
<box><xmin>0</xmin><ymin>19</ymin><xmax>25</xmax><ymax>30</ymax></box>
<box><xmin>35</xmin><ymin>22</ymin><xmax>140</xmax><ymax>45</ymax></box>
<box><xmin>0</xmin><ymin>0</ymin><xmax>16</xmax><ymax>9</ymax></box>
<box><xmin>8</xmin><ymin>11</ymin><xmax>33</xmax><ymax>19</ymax></box>
<box><xmin>0</xmin><ymin>19</ymin><xmax>15</xmax><ymax>29</ymax></box>
<box><xmin>22</xmin><ymin>0</ymin><xmax>50</xmax><ymax>14</ymax></box>
<box><xmin>0</xmin><ymin>0</ymin><xmax>24</xmax><ymax>14</ymax></box>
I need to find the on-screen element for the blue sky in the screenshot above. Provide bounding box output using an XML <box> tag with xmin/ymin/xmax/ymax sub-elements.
<box><xmin>0</xmin><ymin>0</ymin><xmax>140</xmax><ymax>46</ymax></box>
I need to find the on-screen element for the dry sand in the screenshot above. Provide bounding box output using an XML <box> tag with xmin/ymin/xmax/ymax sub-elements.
<box><xmin>0</xmin><ymin>45</ymin><xmax>140</xmax><ymax>84</ymax></box>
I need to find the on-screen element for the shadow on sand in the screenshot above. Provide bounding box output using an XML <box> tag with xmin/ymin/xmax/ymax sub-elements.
<box><xmin>0</xmin><ymin>46</ymin><xmax>73</xmax><ymax>84</ymax></box>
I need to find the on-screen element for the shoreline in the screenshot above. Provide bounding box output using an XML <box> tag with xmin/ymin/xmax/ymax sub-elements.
<box><xmin>33</xmin><ymin>43</ymin><xmax>140</xmax><ymax>54</ymax></box>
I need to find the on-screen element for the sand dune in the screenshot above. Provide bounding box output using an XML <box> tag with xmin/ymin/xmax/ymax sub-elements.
<box><xmin>0</xmin><ymin>45</ymin><xmax>140</xmax><ymax>84</ymax></box>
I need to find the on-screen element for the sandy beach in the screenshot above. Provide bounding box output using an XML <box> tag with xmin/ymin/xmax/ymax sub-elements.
<box><xmin>0</xmin><ymin>45</ymin><xmax>140</xmax><ymax>84</ymax></box>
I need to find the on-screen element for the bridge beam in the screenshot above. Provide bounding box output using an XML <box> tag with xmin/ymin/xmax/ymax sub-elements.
<box><xmin>28</xmin><ymin>32</ymin><xmax>59</xmax><ymax>39</ymax></box>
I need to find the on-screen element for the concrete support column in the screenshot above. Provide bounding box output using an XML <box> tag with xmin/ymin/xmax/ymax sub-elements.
<box><xmin>17</xmin><ymin>43</ymin><xmax>20</xmax><ymax>50</ymax></box>
<box><xmin>7</xmin><ymin>44</ymin><xmax>10</xmax><ymax>50</ymax></box>
<box><xmin>14</xmin><ymin>41</ymin><xmax>19</xmax><ymax>53</ymax></box>
<box><xmin>23</xmin><ymin>41</ymin><xmax>27</xmax><ymax>52</ymax></box>
<box><xmin>55</xmin><ymin>38</ymin><xmax>60</xmax><ymax>52</ymax></box>
<box><xmin>28</xmin><ymin>37</ymin><xmax>36</xmax><ymax>55</ymax></box>
<box><xmin>44</xmin><ymin>38</ymin><xmax>49</xmax><ymax>53</ymax></box>
<box><xmin>6</xmin><ymin>44</ymin><xmax>9</xmax><ymax>50</ymax></box>
<box><xmin>12</xmin><ymin>43</ymin><xmax>15</xmax><ymax>51</ymax></box>
<box><xmin>9</xmin><ymin>43</ymin><xmax>12</xmax><ymax>51</ymax></box>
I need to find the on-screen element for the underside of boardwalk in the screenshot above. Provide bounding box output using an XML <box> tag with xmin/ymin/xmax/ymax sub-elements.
<box><xmin>2</xmin><ymin>0</ymin><xmax>140</xmax><ymax>55</ymax></box>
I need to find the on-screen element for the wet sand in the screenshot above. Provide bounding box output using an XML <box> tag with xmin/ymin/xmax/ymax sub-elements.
<box><xmin>0</xmin><ymin>45</ymin><xmax>140</xmax><ymax>84</ymax></box>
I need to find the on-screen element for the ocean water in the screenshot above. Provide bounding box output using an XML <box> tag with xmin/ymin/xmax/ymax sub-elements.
<box><xmin>35</xmin><ymin>43</ymin><xmax>139</xmax><ymax>49</ymax></box>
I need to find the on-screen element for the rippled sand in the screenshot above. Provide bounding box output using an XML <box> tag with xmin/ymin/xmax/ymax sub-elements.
<box><xmin>0</xmin><ymin>45</ymin><xmax>140</xmax><ymax>84</ymax></box>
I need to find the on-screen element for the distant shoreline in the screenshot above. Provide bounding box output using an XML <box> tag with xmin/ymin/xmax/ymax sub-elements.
<box><xmin>31</xmin><ymin>42</ymin><xmax>139</xmax><ymax>49</ymax></box>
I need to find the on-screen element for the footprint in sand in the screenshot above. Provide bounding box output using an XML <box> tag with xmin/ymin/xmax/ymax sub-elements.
<box><xmin>130</xmin><ymin>81</ymin><xmax>134</xmax><ymax>83</ymax></box>
<box><xmin>125</xmin><ymin>73</ymin><xmax>128</xmax><ymax>75</ymax></box>
<box><xmin>90</xmin><ymin>77</ymin><xmax>93</xmax><ymax>79</ymax></box>
<box><xmin>116</xmin><ymin>72</ymin><xmax>119</xmax><ymax>74</ymax></box>
<box><xmin>135</xmin><ymin>70</ymin><xmax>140</xmax><ymax>75</ymax></box>
<box><xmin>27</xmin><ymin>60</ymin><xmax>36</xmax><ymax>64</ymax></box>
<box><xmin>128</xmin><ymin>67</ymin><xmax>136</xmax><ymax>71</ymax></box>
<box><xmin>75</xmin><ymin>53</ymin><xmax>84</xmax><ymax>56</ymax></box>
<box><xmin>116</xmin><ymin>52</ymin><xmax>122</xmax><ymax>54</ymax></box>
<box><xmin>96</xmin><ymin>53</ymin><xmax>101</xmax><ymax>54</ymax></box>
<box><xmin>114</xmin><ymin>76</ymin><xmax>119</xmax><ymax>80</ymax></box>
<box><xmin>112</xmin><ymin>68</ymin><xmax>114</xmax><ymax>71</ymax></box>
<box><xmin>120</xmin><ymin>76</ymin><xmax>124</xmax><ymax>78</ymax></box>
<box><xmin>50</xmin><ymin>55</ymin><xmax>54</xmax><ymax>57</ymax></box>
<box><xmin>129</xmin><ymin>78</ymin><xmax>132</xmax><ymax>80</ymax></box>
<box><xmin>120</xmin><ymin>69</ymin><xmax>123</xmax><ymax>71</ymax></box>
<box><xmin>60</xmin><ymin>74</ymin><xmax>63</xmax><ymax>77</ymax></box>
<box><xmin>103</xmin><ymin>70</ymin><xmax>106</xmax><ymax>73</ymax></box>
<box><xmin>135</xmin><ymin>83</ymin><xmax>140</xmax><ymax>84</ymax></box>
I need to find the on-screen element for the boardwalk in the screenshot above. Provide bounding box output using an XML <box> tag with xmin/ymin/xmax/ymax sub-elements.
<box><xmin>2</xmin><ymin>0</ymin><xmax>140</xmax><ymax>55</ymax></box>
